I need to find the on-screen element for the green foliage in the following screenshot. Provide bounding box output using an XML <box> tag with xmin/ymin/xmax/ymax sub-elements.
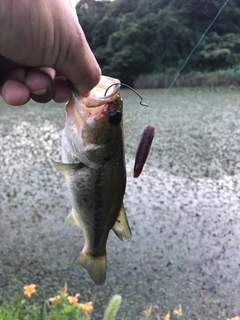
<box><xmin>0</xmin><ymin>285</ymin><xmax>186</xmax><ymax>320</ymax></box>
<box><xmin>76</xmin><ymin>0</ymin><xmax>240</xmax><ymax>85</ymax></box>
<box><xmin>196</xmin><ymin>32</ymin><xmax>240</xmax><ymax>70</ymax></box>
<box><xmin>0</xmin><ymin>296</ymin><xmax>43</xmax><ymax>320</ymax></box>
<box><xmin>0</xmin><ymin>287</ymin><xmax>87</xmax><ymax>320</ymax></box>
<box><xmin>0</xmin><ymin>295</ymin><xmax>86</xmax><ymax>320</ymax></box>
<box><xmin>0</xmin><ymin>287</ymin><xmax>123</xmax><ymax>320</ymax></box>
<box><xmin>103</xmin><ymin>294</ymin><xmax>122</xmax><ymax>320</ymax></box>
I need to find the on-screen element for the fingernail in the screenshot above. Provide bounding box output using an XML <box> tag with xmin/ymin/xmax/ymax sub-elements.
<box><xmin>32</xmin><ymin>88</ymin><xmax>47</xmax><ymax>95</ymax></box>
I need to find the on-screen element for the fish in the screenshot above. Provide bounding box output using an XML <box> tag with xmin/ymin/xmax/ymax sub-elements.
<box><xmin>54</xmin><ymin>76</ymin><xmax>131</xmax><ymax>285</ymax></box>
<box><xmin>133</xmin><ymin>125</ymin><xmax>155</xmax><ymax>178</ymax></box>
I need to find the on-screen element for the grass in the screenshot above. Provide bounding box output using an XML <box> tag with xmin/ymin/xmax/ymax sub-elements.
<box><xmin>133</xmin><ymin>68</ymin><xmax>240</xmax><ymax>88</ymax></box>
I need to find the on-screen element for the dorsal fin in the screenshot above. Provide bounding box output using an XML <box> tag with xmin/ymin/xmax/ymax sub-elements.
<box><xmin>112</xmin><ymin>204</ymin><xmax>131</xmax><ymax>241</ymax></box>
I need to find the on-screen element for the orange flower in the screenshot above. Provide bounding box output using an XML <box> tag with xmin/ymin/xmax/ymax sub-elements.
<box><xmin>48</xmin><ymin>295</ymin><xmax>61</xmax><ymax>303</ymax></box>
<box><xmin>24</xmin><ymin>284</ymin><xmax>36</xmax><ymax>297</ymax></box>
<box><xmin>79</xmin><ymin>301</ymin><xmax>93</xmax><ymax>314</ymax></box>
<box><xmin>68</xmin><ymin>293</ymin><xmax>80</xmax><ymax>304</ymax></box>
<box><xmin>164</xmin><ymin>311</ymin><xmax>170</xmax><ymax>320</ymax></box>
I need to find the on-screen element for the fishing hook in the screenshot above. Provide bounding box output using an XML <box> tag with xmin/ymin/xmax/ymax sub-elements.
<box><xmin>104</xmin><ymin>82</ymin><xmax>149</xmax><ymax>107</ymax></box>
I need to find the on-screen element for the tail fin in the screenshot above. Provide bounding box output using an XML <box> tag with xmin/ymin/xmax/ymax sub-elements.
<box><xmin>75</xmin><ymin>251</ymin><xmax>106</xmax><ymax>285</ymax></box>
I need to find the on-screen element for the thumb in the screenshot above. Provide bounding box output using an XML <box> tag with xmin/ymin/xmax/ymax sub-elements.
<box><xmin>54</xmin><ymin>5</ymin><xmax>101</xmax><ymax>96</ymax></box>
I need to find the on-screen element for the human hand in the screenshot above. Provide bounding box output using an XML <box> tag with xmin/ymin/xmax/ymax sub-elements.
<box><xmin>0</xmin><ymin>0</ymin><xmax>101</xmax><ymax>106</ymax></box>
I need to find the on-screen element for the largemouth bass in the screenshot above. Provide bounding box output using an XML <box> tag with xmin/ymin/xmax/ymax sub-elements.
<box><xmin>54</xmin><ymin>76</ymin><xmax>131</xmax><ymax>285</ymax></box>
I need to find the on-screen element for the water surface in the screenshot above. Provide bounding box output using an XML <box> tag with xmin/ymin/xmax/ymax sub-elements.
<box><xmin>1</xmin><ymin>88</ymin><xmax>240</xmax><ymax>319</ymax></box>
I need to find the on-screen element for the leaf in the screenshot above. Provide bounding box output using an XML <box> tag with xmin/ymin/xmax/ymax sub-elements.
<box><xmin>64</xmin><ymin>305</ymin><xmax>75</xmax><ymax>313</ymax></box>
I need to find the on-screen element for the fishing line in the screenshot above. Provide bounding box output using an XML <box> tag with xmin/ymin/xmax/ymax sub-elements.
<box><xmin>146</xmin><ymin>101</ymin><xmax>149</xmax><ymax>124</ymax></box>
<box><xmin>163</xmin><ymin>0</ymin><xmax>231</xmax><ymax>97</ymax></box>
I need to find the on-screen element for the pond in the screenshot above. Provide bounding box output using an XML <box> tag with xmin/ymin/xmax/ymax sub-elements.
<box><xmin>1</xmin><ymin>87</ymin><xmax>240</xmax><ymax>319</ymax></box>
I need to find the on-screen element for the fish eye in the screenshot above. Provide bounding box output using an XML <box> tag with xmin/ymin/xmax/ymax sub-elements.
<box><xmin>109</xmin><ymin>110</ymin><xmax>122</xmax><ymax>125</ymax></box>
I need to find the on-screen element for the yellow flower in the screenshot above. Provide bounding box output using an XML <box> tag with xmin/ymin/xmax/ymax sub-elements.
<box><xmin>68</xmin><ymin>293</ymin><xmax>80</xmax><ymax>304</ymax></box>
<box><xmin>48</xmin><ymin>295</ymin><xmax>61</xmax><ymax>303</ymax></box>
<box><xmin>24</xmin><ymin>284</ymin><xmax>36</xmax><ymax>297</ymax></box>
<box><xmin>79</xmin><ymin>301</ymin><xmax>93</xmax><ymax>314</ymax></box>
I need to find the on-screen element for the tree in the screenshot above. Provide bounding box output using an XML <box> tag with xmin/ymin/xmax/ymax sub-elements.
<box><xmin>76</xmin><ymin>0</ymin><xmax>240</xmax><ymax>83</ymax></box>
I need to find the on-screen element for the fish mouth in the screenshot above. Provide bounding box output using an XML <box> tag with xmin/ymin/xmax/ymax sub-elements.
<box><xmin>69</xmin><ymin>76</ymin><xmax>121</xmax><ymax>121</ymax></box>
<box><xmin>83</xmin><ymin>102</ymin><xmax>109</xmax><ymax>121</ymax></box>
<box><xmin>86</xmin><ymin>76</ymin><xmax>121</xmax><ymax>106</ymax></box>
<box><xmin>66</xmin><ymin>76</ymin><xmax>121</xmax><ymax>128</ymax></box>
<box><xmin>71</xmin><ymin>97</ymin><xmax>110</xmax><ymax>122</ymax></box>
<box><xmin>65</xmin><ymin>98</ymin><xmax>110</xmax><ymax>132</ymax></box>
<box><xmin>71</xmin><ymin>76</ymin><xmax>121</xmax><ymax>108</ymax></box>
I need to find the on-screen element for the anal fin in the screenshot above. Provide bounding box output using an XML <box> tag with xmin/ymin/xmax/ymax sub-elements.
<box><xmin>65</xmin><ymin>208</ymin><xmax>82</xmax><ymax>229</ymax></box>
<box><xmin>112</xmin><ymin>204</ymin><xmax>131</xmax><ymax>241</ymax></box>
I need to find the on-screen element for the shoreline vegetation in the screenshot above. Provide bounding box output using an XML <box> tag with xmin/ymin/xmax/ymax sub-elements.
<box><xmin>77</xmin><ymin>0</ymin><xmax>240</xmax><ymax>87</ymax></box>
<box><xmin>0</xmin><ymin>284</ymin><xmax>184</xmax><ymax>320</ymax></box>
<box><xmin>0</xmin><ymin>284</ymin><xmax>121</xmax><ymax>320</ymax></box>
<box><xmin>133</xmin><ymin>68</ymin><xmax>240</xmax><ymax>89</ymax></box>
<box><xmin>1</xmin><ymin>285</ymin><xmax>239</xmax><ymax>320</ymax></box>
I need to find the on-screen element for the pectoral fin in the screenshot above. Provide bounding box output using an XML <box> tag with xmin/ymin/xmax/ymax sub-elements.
<box><xmin>65</xmin><ymin>208</ymin><xmax>82</xmax><ymax>229</ymax></box>
<box><xmin>112</xmin><ymin>204</ymin><xmax>131</xmax><ymax>241</ymax></box>
<box><xmin>53</xmin><ymin>161</ymin><xmax>85</xmax><ymax>173</ymax></box>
